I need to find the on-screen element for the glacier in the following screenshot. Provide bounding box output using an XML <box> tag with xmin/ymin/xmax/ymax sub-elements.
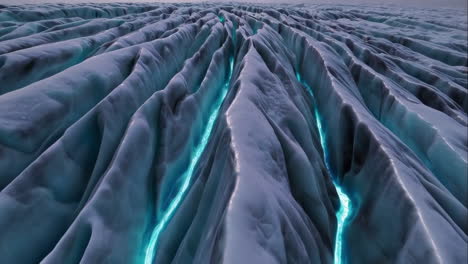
<box><xmin>0</xmin><ymin>2</ymin><xmax>466</xmax><ymax>264</ymax></box>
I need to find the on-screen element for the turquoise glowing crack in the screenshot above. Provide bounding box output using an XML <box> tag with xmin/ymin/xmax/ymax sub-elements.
<box><xmin>296</xmin><ymin>73</ymin><xmax>352</xmax><ymax>264</ymax></box>
<box><xmin>334</xmin><ymin>186</ymin><xmax>351</xmax><ymax>264</ymax></box>
<box><xmin>144</xmin><ymin>57</ymin><xmax>234</xmax><ymax>264</ymax></box>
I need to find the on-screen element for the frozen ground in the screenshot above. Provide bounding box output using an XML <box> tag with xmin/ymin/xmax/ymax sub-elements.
<box><xmin>0</xmin><ymin>2</ymin><xmax>466</xmax><ymax>264</ymax></box>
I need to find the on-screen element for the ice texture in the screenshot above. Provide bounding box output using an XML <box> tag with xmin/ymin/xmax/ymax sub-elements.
<box><xmin>0</xmin><ymin>2</ymin><xmax>466</xmax><ymax>264</ymax></box>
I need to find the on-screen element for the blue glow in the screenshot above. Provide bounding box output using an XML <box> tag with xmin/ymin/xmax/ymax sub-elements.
<box><xmin>296</xmin><ymin>72</ymin><xmax>352</xmax><ymax>264</ymax></box>
<box><xmin>144</xmin><ymin>57</ymin><xmax>234</xmax><ymax>264</ymax></box>
<box><xmin>334</xmin><ymin>186</ymin><xmax>351</xmax><ymax>264</ymax></box>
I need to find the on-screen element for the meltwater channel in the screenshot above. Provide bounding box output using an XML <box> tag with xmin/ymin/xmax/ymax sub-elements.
<box><xmin>144</xmin><ymin>57</ymin><xmax>235</xmax><ymax>264</ymax></box>
<box><xmin>296</xmin><ymin>73</ymin><xmax>352</xmax><ymax>264</ymax></box>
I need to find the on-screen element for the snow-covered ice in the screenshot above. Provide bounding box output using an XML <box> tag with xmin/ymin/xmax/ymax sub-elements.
<box><xmin>0</xmin><ymin>2</ymin><xmax>466</xmax><ymax>264</ymax></box>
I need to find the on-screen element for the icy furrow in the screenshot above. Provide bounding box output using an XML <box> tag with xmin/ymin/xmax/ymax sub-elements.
<box><xmin>0</xmin><ymin>19</ymin><xmax>215</xmax><ymax>263</ymax></box>
<box><xmin>280</xmin><ymin>24</ymin><xmax>466</xmax><ymax>263</ymax></box>
<box><xmin>0</xmin><ymin>3</ymin><xmax>466</xmax><ymax>264</ymax></box>
<box><xmin>145</xmin><ymin>21</ymin><xmax>232</xmax><ymax>264</ymax></box>
<box><xmin>275</xmin><ymin>11</ymin><xmax>467</xmax><ymax>205</ymax></box>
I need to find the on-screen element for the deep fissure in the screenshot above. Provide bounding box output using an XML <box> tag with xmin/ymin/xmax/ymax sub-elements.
<box><xmin>296</xmin><ymin>72</ymin><xmax>352</xmax><ymax>264</ymax></box>
<box><xmin>144</xmin><ymin>57</ymin><xmax>235</xmax><ymax>264</ymax></box>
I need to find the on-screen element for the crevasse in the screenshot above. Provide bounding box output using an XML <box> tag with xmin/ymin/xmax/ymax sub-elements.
<box><xmin>296</xmin><ymin>73</ymin><xmax>352</xmax><ymax>264</ymax></box>
<box><xmin>144</xmin><ymin>57</ymin><xmax>235</xmax><ymax>264</ymax></box>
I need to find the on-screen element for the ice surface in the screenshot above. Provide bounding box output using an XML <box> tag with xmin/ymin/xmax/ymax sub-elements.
<box><xmin>0</xmin><ymin>2</ymin><xmax>466</xmax><ymax>264</ymax></box>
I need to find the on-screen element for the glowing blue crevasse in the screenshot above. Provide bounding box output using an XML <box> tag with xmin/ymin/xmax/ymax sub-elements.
<box><xmin>143</xmin><ymin>57</ymin><xmax>234</xmax><ymax>264</ymax></box>
<box><xmin>296</xmin><ymin>73</ymin><xmax>352</xmax><ymax>264</ymax></box>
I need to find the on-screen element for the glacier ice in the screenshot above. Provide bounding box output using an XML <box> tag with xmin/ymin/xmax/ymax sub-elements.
<box><xmin>0</xmin><ymin>2</ymin><xmax>466</xmax><ymax>264</ymax></box>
